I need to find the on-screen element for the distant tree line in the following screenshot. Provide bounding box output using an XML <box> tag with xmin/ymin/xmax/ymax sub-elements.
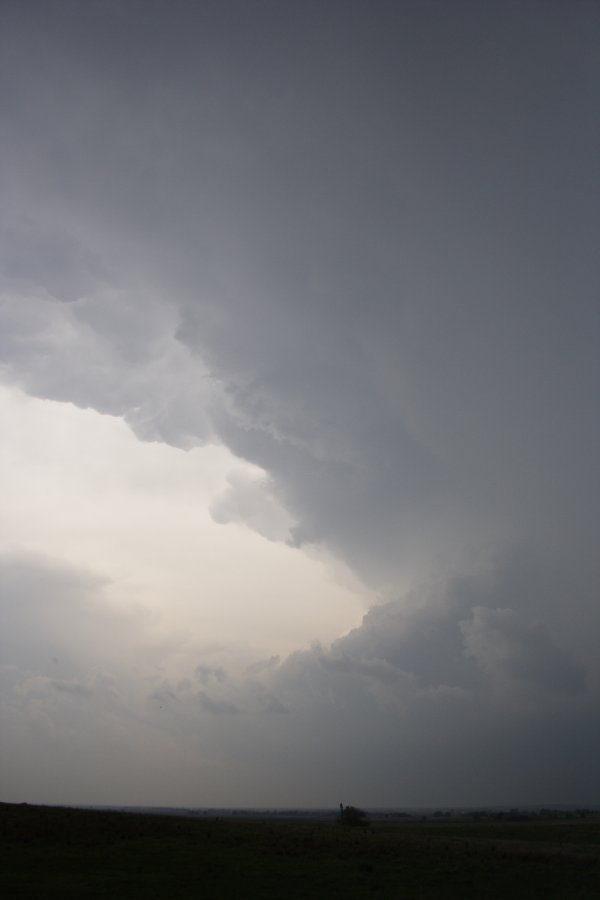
<box><xmin>431</xmin><ymin>808</ymin><xmax>594</xmax><ymax>822</ymax></box>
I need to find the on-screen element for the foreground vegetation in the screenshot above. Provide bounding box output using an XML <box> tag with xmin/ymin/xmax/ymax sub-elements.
<box><xmin>2</xmin><ymin>802</ymin><xmax>600</xmax><ymax>898</ymax></box>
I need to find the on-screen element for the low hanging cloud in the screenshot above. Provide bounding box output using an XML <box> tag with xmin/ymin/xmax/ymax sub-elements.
<box><xmin>2</xmin><ymin>0</ymin><xmax>598</xmax><ymax>591</ymax></box>
<box><xmin>0</xmin><ymin>291</ymin><xmax>213</xmax><ymax>447</ymax></box>
<box><xmin>1</xmin><ymin>546</ymin><xmax>598</xmax><ymax>807</ymax></box>
<box><xmin>1</xmin><ymin>1</ymin><xmax>599</xmax><ymax>805</ymax></box>
<box><xmin>250</xmin><ymin>551</ymin><xmax>592</xmax><ymax>719</ymax></box>
<box><xmin>178</xmin><ymin>554</ymin><xmax>596</xmax><ymax>805</ymax></box>
<box><xmin>209</xmin><ymin>470</ymin><xmax>294</xmax><ymax>542</ymax></box>
<box><xmin>461</xmin><ymin>606</ymin><xmax>586</xmax><ymax>702</ymax></box>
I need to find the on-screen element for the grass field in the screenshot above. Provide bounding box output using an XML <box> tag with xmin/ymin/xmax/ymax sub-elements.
<box><xmin>2</xmin><ymin>802</ymin><xmax>600</xmax><ymax>898</ymax></box>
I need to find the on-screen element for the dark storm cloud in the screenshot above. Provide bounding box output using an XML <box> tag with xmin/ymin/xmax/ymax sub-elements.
<box><xmin>0</xmin><ymin>218</ymin><xmax>107</xmax><ymax>302</ymax></box>
<box><xmin>1</xmin><ymin>1</ymin><xmax>600</xmax><ymax>803</ymax></box>
<box><xmin>3</xmin><ymin>0</ymin><xmax>597</xmax><ymax>583</ymax></box>
<box><xmin>0</xmin><ymin>292</ymin><xmax>213</xmax><ymax>445</ymax></box>
<box><xmin>461</xmin><ymin>606</ymin><xmax>586</xmax><ymax>700</ymax></box>
<box><xmin>186</xmin><ymin>551</ymin><xmax>596</xmax><ymax>805</ymax></box>
<box><xmin>261</xmin><ymin>550</ymin><xmax>592</xmax><ymax>718</ymax></box>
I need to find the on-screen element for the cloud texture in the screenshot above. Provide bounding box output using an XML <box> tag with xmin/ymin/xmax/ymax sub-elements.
<box><xmin>1</xmin><ymin>1</ymin><xmax>599</xmax><ymax>806</ymax></box>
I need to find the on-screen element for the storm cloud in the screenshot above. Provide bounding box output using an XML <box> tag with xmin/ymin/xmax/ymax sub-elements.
<box><xmin>1</xmin><ymin>1</ymin><xmax>599</xmax><ymax>807</ymax></box>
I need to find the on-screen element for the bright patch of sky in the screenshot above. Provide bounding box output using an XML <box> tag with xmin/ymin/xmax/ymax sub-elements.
<box><xmin>0</xmin><ymin>384</ymin><xmax>368</xmax><ymax>666</ymax></box>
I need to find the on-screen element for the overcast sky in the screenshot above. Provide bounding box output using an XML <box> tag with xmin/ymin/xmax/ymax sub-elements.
<box><xmin>1</xmin><ymin>0</ymin><xmax>599</xmax><ymax>809</ymax></box>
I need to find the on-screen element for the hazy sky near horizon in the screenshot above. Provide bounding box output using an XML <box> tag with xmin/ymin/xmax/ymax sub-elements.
<box><xmin>1</xmin><ymin>0</ymin><xmax>599</xmax><ymax>808</ymax></box>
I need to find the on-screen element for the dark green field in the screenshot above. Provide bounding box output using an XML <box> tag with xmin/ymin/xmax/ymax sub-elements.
<box><xmin>2</xmin><ymin>802</ymin><xmax>600</xmax><ymax>898</ymax></box>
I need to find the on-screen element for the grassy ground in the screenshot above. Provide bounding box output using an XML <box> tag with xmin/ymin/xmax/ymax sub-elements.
<box><xmin>2</xmin><ymin>802</ymin><xmax>600</xmax><ymax>898</ymax></box>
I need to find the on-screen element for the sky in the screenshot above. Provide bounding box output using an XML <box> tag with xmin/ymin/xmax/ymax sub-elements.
<box><xmin>1</xmin><ymin>0</ymin><xmax>599</xmax><ymax>809</ymax></box>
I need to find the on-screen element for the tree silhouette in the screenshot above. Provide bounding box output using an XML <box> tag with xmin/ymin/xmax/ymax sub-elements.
<box><xmin>338</xmin><ymin>803</ymin><xmax>368</xmax><ymax>826</ymax></box>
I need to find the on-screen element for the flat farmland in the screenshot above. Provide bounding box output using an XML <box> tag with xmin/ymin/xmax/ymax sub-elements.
<box><xmin>2</xmin><ymin>803</ymin><xmax>600</xmax><ymax>898</ymax></box>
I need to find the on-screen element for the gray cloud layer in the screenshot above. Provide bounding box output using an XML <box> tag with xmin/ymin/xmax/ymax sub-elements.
<box><xmin>3</xmin><ymin>547</ymin><xmax>595</xmax><ymax>806</ymax></box>
<box><xmin>1</xmin><ymin>1</ymin><xmax>599</xmax><ymax>805</ymax></box>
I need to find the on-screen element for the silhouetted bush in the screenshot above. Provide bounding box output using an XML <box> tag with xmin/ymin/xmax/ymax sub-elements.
<box><xmin>338</xmin><ymin>804</ymin><xmax>368</xmax><ymax>826</ymax></box>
